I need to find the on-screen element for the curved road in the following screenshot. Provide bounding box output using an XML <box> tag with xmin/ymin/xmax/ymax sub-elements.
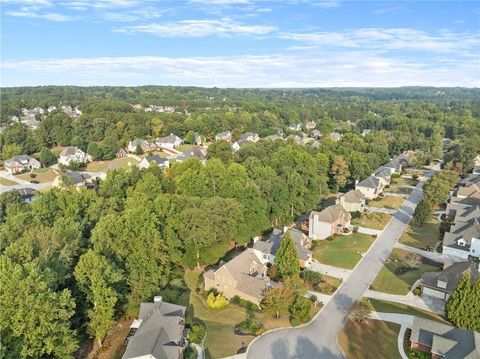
<box><xmin>247</xmin><ymin>174</ymin><xmax>430</xmax><ymax>359</ymax></box>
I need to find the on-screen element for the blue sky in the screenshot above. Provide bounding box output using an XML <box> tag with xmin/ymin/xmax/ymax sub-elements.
<box><xmin>1</xmin><ymin>0</ymin><xmax>479</xmax><ymax>87</ymax></box>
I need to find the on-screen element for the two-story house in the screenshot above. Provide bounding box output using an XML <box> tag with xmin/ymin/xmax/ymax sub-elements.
<box><xmin>308</xmin><ymin>204</ymin><xmax>352</xmax><ymax>240</ymax></box>
<box><xmin>58</xmin><ymin>147</ymin><xmax>91</xmax><ymax>166</ymax></box>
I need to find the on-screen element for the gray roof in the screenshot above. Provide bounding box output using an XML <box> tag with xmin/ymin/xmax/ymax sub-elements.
<box><xmin>14</xmin><ymin>187</ymin><xmax>36</xmax><ymax>198</ymax></box>
<box><xmin>384</xmin><ymin>160</ymin><xmax>402</xmax><ymax>171</ymax></box>
<box><xmin>375</xmin><ymin>167</ymin><xmax>392</xmax><ymax>179</ymax></box>
<box><xmin>253</xmin><ymin>228</ymin><xmax>312</xmax><ymax>261</ymax></box>
<box><xmin>157</xmin><ymin>135</ymin><xmax>181</xmax><ymax>144</ymax></box>
<box><xmin>357</xmin><ymin>176</ymin><xmax>381</xmax><ymax>189</ymax></box>
<box><xmin>443</xmin><ymin>217</ymin><xmax>480</xmax><ymax>248</ymax></box>
<box><xmin>310</xmin><ymin>204</ymin><xmax>351</xmax><ymax>224</ymax></box>
<box><xmin>123</xmin><ymin>300</ymin><xmax>186</xmax><ymax>359</ymax></box>
<box><xmin>410</xmin><ymin>317</ymin><xmax>480</xmax><ymax>358</ymax></box>
<box><xmin>146</xmin><ymin>155</ymin><xmax>169</xmax><ymax>165</ymax></box>
<box><xmin>176</xmin><ymin>147</ymin><xmax>206</xmax><ymax>161</ymax></box>
<box><xmin>422</xmin><ymin>261</ymin><xmax>479</xmax><ymax>294</ymax></box>
<box><xmin>446</xmin><ymin>203</ymin><xmax>480</xmax><ymax>222</ymax></box>
<box><xmin>131</xmin><ymin>139</ymin><xmax>146</xmax><ymax>147</ymax></box>
<box><xmin>340</xmin><ymin>189</ymin><xmax>365</xmax><ymax>204</ymax></box>
<box><xmin>5</xmin><ymin>155</ymin><xmax>39</xmax><ymax>167</ymax></box>
<box><xmin>64</xmin><ymin>171</ymin><xmax>91</xmax><ymax>185</ymax></box>
<box><xmin>460</xmin><ymin>174</ymin><xmax>480</xmax><ymax>187</ymax></box>
<box><xmin>216</xmin><ymin>131</ymin><xmax>231</xmax><ymax>139</ymax></box>
<box><xmin>60</xmin><ymin>146</ymin><xmax>83</xmax><ymax>157</ymax></box>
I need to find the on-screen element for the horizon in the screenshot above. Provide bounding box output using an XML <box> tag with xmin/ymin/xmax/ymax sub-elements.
<box><xmin>1</xmin><ymin>0</ymin><xmax>479</xmax><ymax>88</ymax></box>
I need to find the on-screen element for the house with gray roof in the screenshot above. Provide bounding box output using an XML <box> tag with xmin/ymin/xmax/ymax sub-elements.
<box><xmin>122</xmin><ymin>296</ymin><xmax>186</xmax><ymax>359</ymax></box>
<box><xmin>309</xmin><ymin>204</ymin><xmax>352</xmax><ymax>240</ymax></box>
<box><xmin>336</xmin><ymin>189</ymin><xmax>365</xmax><ymax>212</ymax></box>
<box><xmin>175</xmin><ymin>147</ymin><xmax>206</xmax><ymax>163</ymax></box>
<box><xmin>128</xmin><ymin>139</ymin><xmax>151</xmax><ymax>153</ymax></box>
<box><xmin>355</xmin><ymin>176</ymin><xmax>384</xmax><ymax>199</ymax></box>
<box><xmin>421</xmin><ymin>261</ymin><xmax>479</xmax><ymax>301</ymax></box>
<box><xmin>443</xmin><ymin>217</ymin><xmax>480</xmax><ymax>260</ymax></box>
<box><xmin>374</xmin><ymin>167</ymin><xmax>392</xmax><ymax>186</ymax></box>
<box><xmin>156</xmin><ymin>134</ymin><xmax>183</xmax><ymax>150</ymax></box>
<box><xmin>329</xmin><ymin>132</ymin><xmax>342</xmax><ymax>142</ymax></box>
<box><xmin>253</xmin><ymin>228</ymin><xmax>313</xmax><ymax>268</ymax></box>
<box><xmin>409</xmin><ymin>317</ymin><xmax>480</xmax><ymax>358</ymax></box>
<box><xmin>383</xmin><ymin>159</ymin><xmax>403</xmax><ymax>175</ymax></box>
<box><xmin>4</xmin><ymin>155</ymin><xmax>40</xmax><ymax>174</ymax></box>
<box><xmin>138</xmin><ymin>156</ymin><xmax>170</xmax><ymax>170</ymax></box>
<box><xmin>59</xmin><ymin>146</ymin><xmax>90</xmax><ymax>166</ymax></box>
<box><xmin>52</xmin><ymin>171</ymin><xmax>94</xmax><ymax>190</ymax></box>
<box><xmin>203</xmin><ymin>248</ymin><xmax>275</xmax><ymax>306</ymax></box>
<box><xmin>215</xmin><ymin>131</ymin><xmax>232</xmax><ymax>142</ymax></box>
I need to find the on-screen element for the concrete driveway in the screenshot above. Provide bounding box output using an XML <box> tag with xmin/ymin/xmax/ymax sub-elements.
<box><xmin>246</xmin><ymin>175</ymin><xmax>430</xmax><ymax>359</ymax></box>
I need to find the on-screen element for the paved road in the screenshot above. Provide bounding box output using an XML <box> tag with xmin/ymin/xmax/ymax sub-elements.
<box><xmin>246</xmin><ymin>176</ymin><xmax>429</xmax><ymax>359</ymax></box>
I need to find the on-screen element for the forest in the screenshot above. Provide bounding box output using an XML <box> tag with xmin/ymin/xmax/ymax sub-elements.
<box><xmin>0</xmin><ymin>86</ymin><xmax>479</xmax><ymax>358</ymax></box>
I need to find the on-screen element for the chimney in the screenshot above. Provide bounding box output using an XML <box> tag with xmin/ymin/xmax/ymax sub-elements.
<box><xmin>283</xmin><ymin>226</ymin><xmax>289</xmax><ymax>234</ymax></box>
<box><xmin>153</xmin><ymin>296</ymin><xmax>163</xmax><ymax>303</ymax></box>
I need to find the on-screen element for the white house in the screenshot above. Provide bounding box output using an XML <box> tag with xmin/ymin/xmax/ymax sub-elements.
<box><xmin>308</xmin><ymin>204</ymin><xmax>352</xmax><ymax>240</ymax></box>
<box><xmin>155</xmin><ymin>134</ymin><xmax>182</xmax><ymax>150</ymax></box>
<box><xmin>355</xmin><ymin>176</ymin><xmax>384</xmax><ymax>199</ymax></box>
<box><xmin>58</xmin><ymin>147</ymin><xmax>90</xmax><ymax>166</ymax></box>
<box><xmin>443</xmin><ymin>218</ymin><xmax>480</xmax><ymax>259</ymax></box>
<box><xmin>138</xmin><ymin>155</ymin><xmax>170</xmax><ymax>170</ymax></box>
<box><xmin>215</xmin><ymin>131</ymin><xmax>232</xmax><ymax>142</ymax></box>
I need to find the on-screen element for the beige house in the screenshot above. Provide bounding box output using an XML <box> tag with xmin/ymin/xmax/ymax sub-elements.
<box><xmin>355</xmin><ymin>176</ymin><xmax>384</xmax><ymax>199</ymax></box>
<box><xmin>308</xmin><ymin>204</ymin><xmax>352</xmax><ymax>240</ymax></box>
<box><xmin>203</xmin><ymin>249</ymin><xmax>274</xmax><ymax>306</ymax></box>
<box><xmin>336</xmin><ymin>190</ymin><xmax>365</xmax><ymax>212</ymax></box>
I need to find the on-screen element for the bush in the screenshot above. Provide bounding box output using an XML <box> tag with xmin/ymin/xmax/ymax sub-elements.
<box><xmin>391</xmin><ymin>173</ymin><xmax>401</xmax><ymax>178</ymax></box>
<box><xmin>300</xmin><ymin>269</ymin><xmax>323</xmax><ymax>286</ymax></box>
<box><xmin>229</xmin><ymin>295</ymin><xmax>241</xmax><ymax>305</ymax></box>
<box><xmin>412</xmin><ymin>174</ymin><xmax>419</xmax><ymax>180</ymax></box>
<box><xmin>237</xmin><ymin>311</ymin><xmax>264</xmax><ymax>335</ymax></box>
<box><xmin>267</xmin><ymin>264</ymin><xmax>278</xmax><ymax>280</ymax></box>
<box><xmin>206</xmin><ymin>292</ymin><xmax>229</xmax><ymax>310</ymax></box>
<box><xmin>183</xmin><ymin>346</ymin><xmax>197</xmax><ymax>359</ymax></box>
<box><xmin>309</xmin><ymin>295</ymin><xmax>317</xmax><ymax>303</ymax></box>
<box><xmin>290</xmin><ymin>317</ymin><xmax>302</xmax><ymax>327</ymax></box>
<box><xmin>239</xmin><ymin>299</ymin><xmax>259</xmax><ymax>311</ymax></box>
<box><xmin>289</xmin><ymin>295</ymin><xmax>313</xmax><ymax>323</ymax></box>
<box><xmin>189</xmin><ymin>320</ymin><xmax>206</xmax><ymax>344</ymax></box>
<box><xmin>413</xmin><ymin>287</ymin><xmax>421</xmax><ymax>296</ymax></box>
<box><xmin>29</xmin><ymin>173</ymin><xmax>37</xmax><ymax>179</ymax></box>
<box><xmin>350</xmin><ymin>211</ymin><xmax>362</xmax><ymax>219</ymax></box>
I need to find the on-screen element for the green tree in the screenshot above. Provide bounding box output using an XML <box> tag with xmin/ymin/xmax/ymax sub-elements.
<box><xmin>207</xmin><ymin>140</ymin><xmax>233</xmax><ymax>163</ymax></box>
<box><xmin>0</xmin><ymin>257</ymin><xmax>78</xmax><ymax>358</ymax></box>
<box><xmin>151</xmin><ymin>117</ymin><xmax>164</xmax><ymax>137</ymax></box>
<box><xmin>330</xmin><ymin>155</ymin><xmax>350</xmax><ymax>190</ymax></box>
<box><xmin>413</xmin><ymin>198</ymin><xmax>432</xmax><ymax>225</ymax></box>
<box><xmin>274</xmin><ymin>231</ymin><xmax>300</xmax><ymax>278</ymax></box>
<box><xmin>39</xmin><ymin>147</ymin><xmax>57</xmax><ymax>167</ymax></box>
<box><xmin>2</xmin><ymin>143</ymin><xmax>23</xmax><ymax>160</ymax></box>
<box><xmin>135</xmin><ymin>145</ymin><xmax>144</xmax><ymax>155</ymax></box>
<box><xmin>446</xmin><ymin>272</ymin><xmax>480</xmax><ymax>331</ymax></box>
<box><xmin>289</xmin><ymin>295</ymin><xmax>312</xmax><ymax>322</ymax></box>
<box><xmin>74</xmin><ymin>250</ymin><xmax>124</xmax><ymax>346</ymax></box>
<box><xmin>87</xmin><ymin>141</ymin><xmax>102</xmax><ymax>160</ymax></box>
<box><xmin>263</xmin><ymin>285</ymin><xmax>295</xmax><ymax>318</ymax></box>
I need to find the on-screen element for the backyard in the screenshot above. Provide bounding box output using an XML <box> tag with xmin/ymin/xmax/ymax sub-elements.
<box><xmin>85</xmin><ymin>157</ymin><xmax>139</xmax><ymax>172</ymax></box>
<box><xmin>399</xmin><ymin>217</ymin><xmax>441</xmax><ymax>250</ymax></box>
<box><xmin>16</xmin><ymin>168</ymin><xmax>58</xmax><ymax>183</ymax></box>
<box><xmin>368</xmin><ymin>196</ymin><xmax>404</xmax><ymax>210</ymax></box>
<box><xmin>312</xmin><ymin>233</ymin><xmax>376</xmax><ymax>269</ymax></box>
<box><xmin>371</xmin><ymin>248</ymin><xmax>442</xmax><ymax>295</ymax></box>
<box><xmin>338</xmin><ymin>318</ymin><xmax>401</xmax><ymax>359</ymax></box>
<box><xmin>351</xmin><ymin>212</ymin><xmax>393</xmax><ymax>230</ymax></box>
<box><xmin>391</xmin><ymin>176</ymin><xmax>418</xmax><ymax>187</ymax></box>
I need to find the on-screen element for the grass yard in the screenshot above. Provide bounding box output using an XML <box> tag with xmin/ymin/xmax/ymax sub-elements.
<box><xmin>140</xmin><ymin>150</ymin><xmax>169</xmax><ymax>158</ymax></box>
<box><xmin>371</xmin><ymin>248</ymin><xmax>442</xmax><ymax>295</ymax></box>
<box><xmin>85</xmin><ymin>157</ymin><xmax>139</xmax><ymax>172</ymax></box>
<box><xmin>312</xmin><ymin>233</ymin><xmax>376</xmax><ymax>269</ymax></box>
<box><xmin>364</xmin><ymin>298</ymin><xmax>448</xmax><ymax>323</ymax></box>
<box><xmin>176</xmin><ymin>144</ymin><xmax>194</xmax><ymax>152</ymax></box>
<box><xmin>338</xmin><ymin>318</ymin><xmax>401</xmax><ymax>359</ymax></box>
<box><xmin>391</xmin><ymin>176</ymin><xmax>418</xmax><ymax>187</ymax></box>
<box><xmin>315</xmin><ymin>274</ymin><xmax>343</xmax><ymax>295</ymax></box>
<box><xmin>385</xmin><ymin>186</ymin><xmax>412</xmax><ymax>195</ymax></box>
<box><xmin>16</xmin><ymin>168</ymin><xmax>58</xmax><ymax>183</ymax></box>
<box><xmin>351</xmin><ymin>212</ymin><xmax>393</xmax><ymax>230</ymax></box>
<box><xmin>400</xmin><ymin>217</ymin><xmax>441</xmax><ymax>250</ymax></box>
<box><xmin>368</xmin><ymin>196</ymin><xmax>404</xmax><ymax>210</ymax></box>
<box><xmin>0</xmin><ymin>177</ymin><xmax>19</xmax><ymax>186</ymax></box>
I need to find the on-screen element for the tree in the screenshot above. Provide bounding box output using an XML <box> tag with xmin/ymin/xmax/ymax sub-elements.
<box><xmin>0</xmin><ymin>257</ymin><xmax>78</xmax><ymax>358</ymax></box>
<box><xmin>274</xmin><ymin>231</ymin><xmax>300</xmax><ymax>278</ymax></box>
<box><xmin>39</xmin><ymin>147</ymin><xmax>57</xmax><ymax>167</ymax></box>
<box><xmin>151</xmin><ymin>117</ymin><xmax>164</xmax><ymax>137</ymax></box>
<box><xmin>87</xmin><ymin>141</ymin><xmax>102</xmax><ymax>160</ymax></box>
<box><xmin>330</xmin><ymin>155</ymin><xmax>350</xmax><ymax>190</ymax></box>
<box><xmin>349</xmin><ymin>302</ymin><xmax>370</xmax><ymax>323</ymax></box>
<box><xmin>135</xmin><ymin>145</ymin><xmax>143</xmax><ymax>155</ymax></box>
<box><xmin>0</xmin><ymin>191</ymin><xmax>23</xmax><ymax>223</ymax></box>
<box><xmin>289</xmin><ymin>295</ymin><xmax>312</xmax><ymax>322</ymax></box>
<box><xmin>263</xmin><ymin>286</ymin><xmax>294</xmax><ymax>318</ymax></box>
<box><xmin>446</xmin><ymin>272</ymin><xmax>480</xmax><ymax>331</ymax></box>
<box><xmin>413</xmin><ymin>198</ymin><xmax>432</xmax><ymax>225</ymax></box>
<box><xmin>207</xmin><ymin>140</ymin><xmax>233</xmax><ymax>163</ymax></box>
<box><xmin>74</xmin><ymin>250</ymin><xmax>124</xmax><ymax>346</ymax></box>
<box><xmin>2</xmin><ymin>143</ymin><xmax>23</xmax><ymax>160</ymax></box>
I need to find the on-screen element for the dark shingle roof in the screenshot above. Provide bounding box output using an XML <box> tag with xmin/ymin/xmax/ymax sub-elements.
<box><xmin>356</xmin><ymin>176</ymin><xmax>381</xmax><ymax>189</ymax></box>
<box><xmin>253</xmin><ymin>228</ymin><xmax>312</xmax><ymax>261</ymax></box>
<box><xmin>422</xmin><ymin>261</ymin><xmax>479</xmax><ymax>294</ymax></box>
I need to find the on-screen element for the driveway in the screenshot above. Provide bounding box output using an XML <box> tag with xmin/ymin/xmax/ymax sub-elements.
<box><xmin>394</xmin><ymin>242</ymin><xmax>463</xmax><ymax>264</ymax></box>
<box><xmin>306</xmin><ymin>261</ymin><xmax>352</xmax><ymax>281</ymax></box>
<box><xmin>246</xmin><ymin>175</ymin><xmax>430</xmax><ymax>359</ymax></box>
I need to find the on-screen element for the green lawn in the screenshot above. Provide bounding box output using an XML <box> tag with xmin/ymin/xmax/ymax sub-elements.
<box><xmin>339</xmin><ymin>319</ymin><xmax>401</xmax><ymax>359</ymax></box>
<box><xmin>85</xmin><ymin>157</ymin><xmax>139</xmax><ymax>172</ymax></box>
<box><xmin>371</xmin><ymin>248</ymin><xmax>442</xmax><ymax>295</ymax></box>
<box><xmin>364</xmin><ymin>298</ymin><xmax>448</xmax><ymax>323</ymax></box>
<box><xmin>399</xmin><ymin>217</ymin><xmax>441</xmax><ymax>250</ymax></box>
<box><xmin>312</xmin><ymin>233</ymin><xmax>376</xmax><ymax>269</ymax></box>
<box><xmin>352</xmin><ymin>212</ymin><xmax>393</xmax><ymax>230</ymax></box>
<box><xmin>385</xmin><ymin>186</ymin><xmax>412</xmax><ymax>195</ymax></box>
<box><xmin>176</xmin><ymin>144</ymin><xmax>194</xmax><ymax>152</ymax></box>
<box><xmin>16</xmin><ymin>168</ymin><xmax>58</xmax><ymax>183</ymax></box>
<box><xmin>315</xmin><ymin>274</ymin><xmax>343</xmax><ymax>295</ymax></box>
<box><xmin>368</xmin><ymin>196</ymin><xmax>404</xmax><ymax>210</ymax></box>
<box><xmin>391</xmin><ymin>176</ymin><xmax>418</xmax><ymax>187</ymax></box>
<box><xmin>0</xmin><ymin>177</ymin><xmax>19</xmax><ymax>186</ymax></box>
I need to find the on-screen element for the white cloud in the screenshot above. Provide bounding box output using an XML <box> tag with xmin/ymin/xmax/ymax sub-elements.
<box><xmin>312</xmin><ymin>1</ymin><xmax>341</xmax><ymax>9</ymax></box>
<box><xmin>5</xmin><ymin>9</ymin><xmax>73</xmax><ymax>21</ymax></box>
<box><xmin>116</xmin><ymin>18</ymin><xmax>277</xmax><ymax>37</ymax></box>
<box><xmin>189</xmin><ymin>0</ymin><xmax>251</xmax><ymax>4</ymax></box>
<box><xmin>2</xmin><ymin>52</ymin><xmax>478</xmax><ymax>87</ymax></box>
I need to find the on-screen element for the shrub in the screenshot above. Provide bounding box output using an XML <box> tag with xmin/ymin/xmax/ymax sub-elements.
<box><xmin>229</xmin><ymin>295</ymin><xmax>241</xmax><ymax>305</ymax></box>
<box><xmin>29</xmin><ymin>173</ymin><xmax>37</xmax><ymax>179</ymax></box>
<box><xmin>412</xmin><ymin>174</ymin><xmax>419</xmax><ymax>180</ymax></box>
<box><xmin>309</xmin><ymin>295</ymin><xmax>317</xmax><ymax>303</ymax></box>
<box><xmin>391</xmin><ymin>173</ymin><xmax>401</xmax><ymax>178</ymax></box>
<box><xmin>290</xmin><ymin>317</ymin><xmax>302</xmax><ymax>327</ymax></box>
<box><xmin>413</xmin><ymin>287</ymin><xmax>421</xmax><ymax>296</ymax></box>
<box><xmin>300</xmin><ymin>269</ymin><xmax>323</xmax><ymax>286</ymax></box>
<box><xmin>289</xmin><ymin>295</ymin><xmax>313</xmax><ymax>323</ymax></box>
<box><xmin>189</xmin><ymin>320</ymin><xmax>206</xmax><ymax>344</ymax></box>
<box><xmin>238</xmin><ymin>311</ymin><xmax>264</xmax><ymax>335</ymax></box>
<box><xmin>238</xmin><ymin>299</ymin><xmax>258</xmax><ymax>311</ymax></box>
<box><xmin>183</xmin><ymin>346</ymin><xmax>197</xmax><ymax>359</ymax></box>
<box><xmin>350</xmin><ymin>211</ymin><xmax>362</xmax><ymax>219</ymax></box>
<box><xmin>267</xmin><ymin>264</ymin><xmax>278</xmax><ymax>280</ymax></box>
<box><xmin>206</xmin><ymin>292</ymin><xmax>229</xmax><ymax>310</ymax></box>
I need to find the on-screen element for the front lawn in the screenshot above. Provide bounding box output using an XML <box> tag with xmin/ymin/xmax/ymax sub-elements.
<box><xmin>315</xmin><ymin>274</ymin><xmax>342</xmax><ymax>295</ymax></box>
<box><xmin>0</xmin><ymin>177</ymin><xmax>19</xmax><ymax>186</ymax></box>
<box><xmin>140</xmin><ymin>150</ymin><xmax>169</xmax><ymax>158</ymax></box>
<box><xmin>338</xmin><ymin>318</ymin><xmax>401</xmax><ymax>359</ymax></box>
<box><xmin>399</xmin><ymin>217</ymin><xmax>441</xmax><ymax>250</ymax></box>
<box><xmin>312</xmin><ymin>233</ymin><xmax>376</xmax><ymax>269</ymax></box>
<box><xmin>371</xmin><ymin>248</ymin><xmax>442</xmax><ymax>295</ymax></box>
<box><xmin>16</xmin><ymin>168</ymin><xmax>58</xmax><ymax>183</ymax></box>
<box><xmin>85</xmin><ymin>157</ymin><xmax>139</xmax><ymax>172</ymax></box>
<box><xmin>368</xmin><ymin>196</ymin><xmax>404</xmax><ymax>210</ymax></box>
<box><xmin>351</xmin><ymin>212</ymin><xmax>393</xmax><ymax>230</ymax></box>
<box><xmin>364</xmin><ymin>298</ymin><xmax>448</xmax><ymax>323</ymax></box>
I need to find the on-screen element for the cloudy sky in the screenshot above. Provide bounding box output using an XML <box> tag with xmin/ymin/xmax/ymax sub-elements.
<box><xmin>1</xmin><ymin>0</ymin><xmax>479</xmax><ymax>87</ymax></box>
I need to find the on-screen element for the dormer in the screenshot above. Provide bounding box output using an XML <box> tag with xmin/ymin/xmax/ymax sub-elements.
<box><xmin>457</xmin><ymin>238</ymin><xmax>467</xmax><ymax>247</ymax></box>
<box><xmin>437</xmin><ymin>280</ymin><xmax>447</xmax><ymax>289</ymax></box>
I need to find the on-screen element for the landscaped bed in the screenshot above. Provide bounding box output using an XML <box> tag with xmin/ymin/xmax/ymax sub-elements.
<box><xmin>371</xmin><ymin>248</ymin><xmax>442</xmax><ymax>295</ymax></box>
<box><xmin>368</xmin><ymin>196</ymin><xmax>404</xmax><ymax>210</ymax></box>
<box><xmin>399</xmin><ymin>217</ymin><xmax>441</xmax><ymax>250</ymax></box>
<box><xmin>351</xmin><ymin>212</ymin><xmax>393</xmax><ymax>230</ymax></box>
<box><xmin>312</xmin><ymin>232</ymin><xmax>376</xmax><ymax>269</ymax></box>
<box><xmin>85</xmin><ymin>157</ymin><xmax>139</xmax><ymax>172</ymax></box>
<box><xmin>16</xmin><ymin>168</ymin><xmax>58</xmax><ymax>183</ymax></box>
<box><xmin>338</xmin><ymin>318</ymin><xmax>401</xmax><ymax>359</ymax></box>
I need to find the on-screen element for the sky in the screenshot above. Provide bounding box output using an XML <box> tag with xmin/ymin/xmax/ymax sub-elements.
<box><xmin>1</xmin><ymin>0</ymin><xmax>479</xmax><ymax>87</ymax></box>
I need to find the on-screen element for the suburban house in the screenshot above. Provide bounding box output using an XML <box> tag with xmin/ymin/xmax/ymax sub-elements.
<box><xmin>239</xmin><ymin>132</ymin><xmax>260</xmax><ymax>143</ymax></box>
<box><xmin>138</xmin><ymin>156</ymin><xmax>170</xmax><ymax>170</ymax></box>
<box><xmin>330</xmin><ymin>132</ymin><xmax>342</xmax><ymax>142</ymax></box>
<box><xmin>308</xmin><ymin>204</ymin><xmax>352</xmax><ymax>240</ymax></box>
<box><xmin>203</xmin><ymin>249</ymin><xmax>275</xmax><ymax>306</ymax></box>
<box><xmin>288</xmin><ymin>124</ymin><xmax>302</xmax><ymax>131</ymax></box>
<box><xmin>4</xmin><ymin>155</ymin><xmax>40</xmax><ymax>174</ymax></box>
<box><xmin>442</xmin><ymin>137</ymin><xmax>453</xmax><ymax>150</ymax></box>
<box><xmin>194</xmin><ymin>132</ymin><xmax>205</xmax><ymax>146</ymax></box>
<box><xmin>421</xmin><ymin>261</ymin><xmax>479</xmax><ymax>301</ymax></box>
<box><xmin>215</xmin><ymin>131</ymin><xmax>232</xmax><ymax>142</ymax></box>
<box><xmin>451</xmin><ymin>183</ymin><xmax>480</xmax><ymax>207</ymax></box>
<box><xmin>253</xmin><ymin>228</ymin><xmax>313</xmax><ymax>267</ymax></box>
<box><xmin>310</xmin><ymin>129</ymin><xmax>321</xmax><ymax>138</ymax></box>
<box><xmin>116</xmin><ymin>148</ymin><xmax>127</xmax><ymax>158</ymax></box>
<box><xmin>175</xmin><ymin>147</ymin><xmax>206</xmax><ymax>163</ymax></box>
<box><xmin>442</xmin><ymin>216</ymin><xmax>480</xmax><ymax>259</ymax></box>
<box><xmin>286</xmin><ymin>134</ymin><xmax>303</xmax><ymax>144</ymax></box>
<box><xmin>305</xmin><ymin>121</ymin><xmax>316</xmax><ymax>130</ymax></box>
<box><xmin>156</xmin><ymin>134</ymin><xmax>183</xmax><ymax>150</ymax></box>
<box><xmin>409</xmin><ymin>317</ymin><xmax>480</xmax><ymax>358</ymax></box>
<box><xmin>122</xmin><ymin>296</ymin><xmax>187</xmax><ymax>359</ymax></box>
<box><xmin>9</xmin><ymin>187</ymin><xmax>37</xmax><ymax>203</ymax></box>
<box><xmin>374</xmin><ymin>167</ymin><xmax>392</xmax><ymax>186</ymax></box>
<box><xmin>336</xmin><ymin>189</ymin><xmax>366</xmax><ymax>212</ymax></box>
<box><xmin>128</xmin><ymin>139</ymin><xmax>151</xmax><ymax>153</ymax></box>
<box><xmin>361</xmin><ymin>129</ymin><xmax>371</xmax><ymax>137</ymax></box>
<box><xmin>355</xmin><ymin>176</ymin><xmax>384</xmax><ymax>199</ymax></box>
<box><xmin>58</xmin><ymin>146</ymin><xmax>90</xmax><ymax>166</ymax></box>
<box><xmin>52</xmin><ymin>171</ymin><xmax>94</xmax><ymax>190</ymax></box>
